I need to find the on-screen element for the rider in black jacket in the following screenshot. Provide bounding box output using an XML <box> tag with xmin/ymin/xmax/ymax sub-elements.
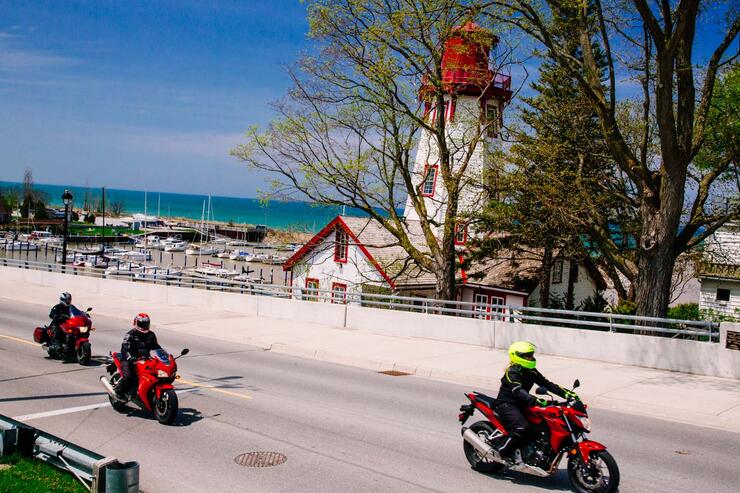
<box><xmin>49</xmin><ymin>292</ymin><xmax>73</xmax><ymax>348</ymax></box>
<box><xmin>114</xmin><ymin>313</ymin><xmax>162</xmax><ymax>398</ymax></box>
<box><xmin>495</xmin><ymin>341</ymin><xmax>576</xmax><ymax>463</ymax></box>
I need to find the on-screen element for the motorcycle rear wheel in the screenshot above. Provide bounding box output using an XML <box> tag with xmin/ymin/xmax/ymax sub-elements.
<box><xmin>77</xmin><ymin>342</ymin><xmax>91</xmax><ymax>366</ymax></box>
<box><xmin>567</xmin><ymin>450</ymin><xmax>619</xmax><ymax>493</ymax></box>
<box><xmin>463</xmin><ymin>421</ymin><xmax>505</xmax><ymax>474</ymax></box>
<box><xmin>154</xmin><ymin>389</ymin><xmax>178</xmax><ymax>425</ymax></box>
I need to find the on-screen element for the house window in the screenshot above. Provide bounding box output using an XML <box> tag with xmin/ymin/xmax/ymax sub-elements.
<box><xmin>552</xmin><ymin>260</ymin><xmax>563</xmax><ymax>284</ymax></box>
<box><xmin>717</xmin><ymin>288</ymin><xmax>730</xmax><ymax>302</ymax></box>
<box><xmin>334</xmin><ymin>228</ymin><xmax>348</xmax><ymax>262</ymax></box>
<box><xmin>305</xmin><ymin>278</ymin><xmax>320</xmax><ymax>302</ymax></box>
<box><xmin>455</xmin><ymin>223</ymin><xmax>468</xmax><ymax>245</ymax></box>
<box><xmin>474</xmin><ymin>293</ymin><xmax>489</xmax><ymax>320</ymax></box>
<box><xmin>421</xmin><ymin>165</ymin><xmax>438</xmax><ymax>197</ymax></box>
<box><xmin>331</xmin><ymin>282</ymin><xmax>347</xmax><ymax>304</ymax></box>
<box><xmin>474</xmin><ymin>294</ymin><xmax>505</xmax><ymax>321</ymax></box>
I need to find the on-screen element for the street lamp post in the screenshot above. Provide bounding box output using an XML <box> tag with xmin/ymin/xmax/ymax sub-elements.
<box><xmin>61</xmin><ymin>190</ymin><xmax>73</xmax><ymax>267</ymax></box>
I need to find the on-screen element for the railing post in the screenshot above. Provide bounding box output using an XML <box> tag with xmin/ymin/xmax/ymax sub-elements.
<box><xmin>609</xmin><ymin>313</ymin><xmax>614</xmax><ymax>333</ymax></box>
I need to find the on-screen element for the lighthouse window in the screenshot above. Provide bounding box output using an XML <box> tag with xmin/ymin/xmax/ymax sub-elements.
<box><xmin>427</xmin><ymin>99</ymin><xmax>455</xmax><ymax>124</ymax></box>
<box><xmin>485</xmin><ymin>102</ymin><xmax>499</xmax><ymax>137</ymax></box>
<box><xmin>421</xmin><ymin>165</ymin><xmax>438</xmax><ymax>196</ymax></box>
<box><xmin>455</xmin><ymin>223</ymin><xmax>468</xmax><ymax>245</ymax></box>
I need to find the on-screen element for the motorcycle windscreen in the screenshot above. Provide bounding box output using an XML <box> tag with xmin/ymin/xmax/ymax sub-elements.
<box><xmin>152</xmin><ymin>349</ymin><xmax>171</xmax><ymax>363</ymax></box>
<box><xmin>69</xmin><ymin>305</ymin><xmax>86</xmax><ymax>317</ymax></box>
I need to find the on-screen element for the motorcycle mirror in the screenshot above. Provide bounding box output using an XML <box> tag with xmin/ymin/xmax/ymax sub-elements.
<box><xmin>535</xmin><ymin>386</ymin><xmax>548</xmax><ymax>395</ymax></box>
<box><xmin>180</xmin><ymin>348</ymin><xmax>190</xmax><ymax>356</ymax></box>
<box><xmin>573</xmin><ymin>379</ymin><xmax>580</xmax><ymax>389</ymax></box>
<box><xmin>86</xmin><ymin>307</ymin><xmax>93</xmax><ymax>312</ymax></box>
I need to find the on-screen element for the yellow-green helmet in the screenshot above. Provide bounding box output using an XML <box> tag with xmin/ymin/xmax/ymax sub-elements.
<box><xmin>509</xmin><ymin>341</ymin><xmax>537</xmax><ymax>369</ymax></box>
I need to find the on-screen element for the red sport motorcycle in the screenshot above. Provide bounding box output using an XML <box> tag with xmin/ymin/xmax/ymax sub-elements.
<box><xmin>33</xmin><ymin>306</ymin><xmax>94</xmax><ymax>365</ymax></box>
<box><xmin>459</xmin><ymin>380</ymin><xmax>619</xmax><ymax>493</ymax></box>
<box><xmin>100</xmin><ymin>348</ymin><xmax>189</xmax><ymax>425</ymax></box>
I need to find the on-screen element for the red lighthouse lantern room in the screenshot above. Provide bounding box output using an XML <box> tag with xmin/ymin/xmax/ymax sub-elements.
<box><xmin>422</xmin><ymin>22</ymin><xmax>512</xmax><ymax>103</ymax></box>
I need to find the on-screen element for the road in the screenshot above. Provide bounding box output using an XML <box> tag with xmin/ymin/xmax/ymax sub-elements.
<box><xmin>1</xmin><ymin>301</ymin><xmax>738</xmax><ymax>493</ymax></box>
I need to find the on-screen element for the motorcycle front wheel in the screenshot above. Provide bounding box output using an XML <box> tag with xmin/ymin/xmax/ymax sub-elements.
<box><xmin>463</xmin><ymin>421</ymin><xmax>505</xmax><ymax>474</ymax></box>
<box><xmin>567</xmin><ymin>450</ymin><xmax>619</xmax><ymax>493</ymax></box>
<box><xmin>77</xmin><ymin>342</ymin><xmax>91</xmax><ymax>365</ymax></box>
<box><xmin>153</xmin><ymin>389</ymin><xmax>178</xmax><ymax>425</ymax></box>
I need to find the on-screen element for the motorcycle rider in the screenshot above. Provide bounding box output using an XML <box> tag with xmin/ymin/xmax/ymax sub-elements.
<box><xmin>495</xmin><ymin>341</ymin><xmax>578</xmax><ymax>464</ymax></box>
<box><xmin>48</xmin><ymin>292</ymin><xmax>74</xmax><ymax>349</ymax></box>
<box><xmin>114</xmin><ymin>313</ymin><xmax>162</xmax><ymax>398</ymax></box>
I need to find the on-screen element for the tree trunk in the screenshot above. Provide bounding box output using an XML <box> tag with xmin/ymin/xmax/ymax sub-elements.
<box><xmin>634</xmin><ymin>170</ymin><xmax>685</xmax><ymax>318</ymax></box>
<box><xmin>434</xmin><ymin>249</ymin><xmax>457</xmax><ymax>303</ymax></box>
<box><xmin>539</xmin><ymin>245</ymin><xmax>553</xmax><ymax>308</ymax></box>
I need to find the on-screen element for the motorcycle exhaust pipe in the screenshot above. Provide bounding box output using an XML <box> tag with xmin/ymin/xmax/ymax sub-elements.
<box><xmin>99</xmin><ymin>376</ymin><xmax>115</xmax><ymax>397</ymax></box>
<box><xmin>462</xmin><ymin>427</ymin><xmax>495</xmax><ymax>459</ymax></box>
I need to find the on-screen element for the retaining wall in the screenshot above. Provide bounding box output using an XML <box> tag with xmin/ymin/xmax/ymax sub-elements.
<box><xmin>3</xmin><ymin>265</ymin><xmax>739</xmax><ymax>379</ymax></box>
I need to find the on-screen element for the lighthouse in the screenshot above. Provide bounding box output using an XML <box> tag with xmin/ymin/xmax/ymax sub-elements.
<box><xmin>403</xmin><ymin>22</ymin><xmax>513</xmax><ymax>238</ymax></box>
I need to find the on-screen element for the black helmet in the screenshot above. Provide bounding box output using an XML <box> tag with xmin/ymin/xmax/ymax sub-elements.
<box><xmin>60</xmin><ymin>292</ymin><xmax>72</xmax><ymax>305</ymax></box>
<box><xmin>133</xmin><ymin>313</ymin><xmax>151</xmax><ymax>332</ymax></box>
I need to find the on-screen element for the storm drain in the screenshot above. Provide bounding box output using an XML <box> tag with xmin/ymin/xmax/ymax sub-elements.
<box><xmin>378</xmin><ymin>370</ymin><xmax>411</xmax><ymax>376</ymax></box>
<box><xmin>234</xmin><ymin>452</ymin><xmax>288</xmax><ymax>467</ymax></box>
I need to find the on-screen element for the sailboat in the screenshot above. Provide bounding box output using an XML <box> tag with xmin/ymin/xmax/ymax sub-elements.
<box><xmin>185</xmin><ymin>197</ymin><xmax>218</xmax><ymax>256</ymax></box>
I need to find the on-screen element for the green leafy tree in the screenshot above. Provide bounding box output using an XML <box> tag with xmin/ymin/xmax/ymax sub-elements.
<box><xmin>481</xmin><ymin>0</ymin><xmax>739</xmax><ymax>317</ymax></box>
<box><xmin>471</xmin><ymin>9</ymin><xmax>618</xmax><ymax>307</ymax></box>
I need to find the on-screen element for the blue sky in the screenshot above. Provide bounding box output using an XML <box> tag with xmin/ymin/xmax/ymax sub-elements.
<box><xmin>0</xmin><ymin>0</ymin><xmax>309</xmax><ymax>196</ymax></box>
<box><xmin>0</xmin><ymin>1</ymin><xmax>735</xmax><ymax>198</ymax></box>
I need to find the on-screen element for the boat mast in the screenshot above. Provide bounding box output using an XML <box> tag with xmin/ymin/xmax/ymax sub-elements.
<box><xmin>143</xmin><ymin>190</ymin><xmax>148</xmax><ymax>249</ymax></box>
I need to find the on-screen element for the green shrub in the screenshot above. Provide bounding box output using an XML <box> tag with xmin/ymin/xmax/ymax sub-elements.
<box><xmin>611</xmin><ymin>300</ymin><xmax>637</xmax><ymax>315</ymax></box>
<box><xmin>667</xmin><ymin>303</ymin><xmax>700</xmax><ymax>321</ymax></box>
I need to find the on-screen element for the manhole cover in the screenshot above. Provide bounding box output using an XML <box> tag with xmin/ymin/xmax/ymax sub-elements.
<box><xmin>234</xmin><ymin>452</ymin><xmax>287</xmax><ymax>467</ymax></box>
<box><xmin>378</xmin><ymin>370</ymin><xmax>411</xmax><ymax>376</ymax></box>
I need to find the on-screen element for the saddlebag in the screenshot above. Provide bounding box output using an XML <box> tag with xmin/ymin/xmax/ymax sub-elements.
<box><xmin>33</xmin><ymin>327</ymin><xmax>46</xmax><ymax>344</ymax></box>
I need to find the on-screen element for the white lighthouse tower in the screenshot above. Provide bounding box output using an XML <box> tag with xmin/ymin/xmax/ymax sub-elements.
<box><xmin>403</xmin><ymin>22</ymin><xmax>512</xmax><ymax>240</ymax></box>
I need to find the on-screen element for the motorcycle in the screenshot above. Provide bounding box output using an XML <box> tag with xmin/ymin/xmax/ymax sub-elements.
<box><xmin>100</xmin><ymin>348</ymin><xmax>189</xmax><ymax>425</ymax></box>
<box><xmin>459</xmin><ymin>380</ymin><xmax>619</xmax><ymax>493</ymax></box>
<box><xmin>33</xmin><ymin>306</ymin><xmax>94</xmax><ymax>365</ymax></box>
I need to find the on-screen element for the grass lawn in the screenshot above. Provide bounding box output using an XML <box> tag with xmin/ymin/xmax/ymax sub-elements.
<box><xmin>0</xmin><ymin>453</ymin><xmax>87</xmax><ymax>493</ymax></box>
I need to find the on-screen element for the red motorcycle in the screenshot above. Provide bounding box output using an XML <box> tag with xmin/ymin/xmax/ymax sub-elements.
<box><xmin>33</xmin><ymin>306</ymin><xmax>94</xmax><ymax>365</ymax></box>
<box><xmin>459</xmin><ymin>380</ymin><xmax>619</xmax><ymax>493</ymax></box>
<box><xmin>100</xmin><ymin>348</ymin><xmax>189</xmax><ymax>425</ymax></box>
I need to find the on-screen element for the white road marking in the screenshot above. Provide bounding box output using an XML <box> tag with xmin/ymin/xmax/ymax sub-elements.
<box><xmin>13</xmin><ymin>402</ymin><xmax>111</xmax><ymax>422</ymax></box>
<box><xmin>13</xmin><ymin>388</ymin><xmax>200</xmax><ymax>422</ymax></box>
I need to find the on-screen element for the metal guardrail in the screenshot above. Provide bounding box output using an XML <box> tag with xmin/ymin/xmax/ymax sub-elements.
<box><xmin>0</xmin><ymin>257</ymin><xmax>720</xmax><ymax>341</ymax></box>
<box><xmin>0</xmin><ymin>414</ymin><xmax>138</xmax><ymax>492</ymax></box>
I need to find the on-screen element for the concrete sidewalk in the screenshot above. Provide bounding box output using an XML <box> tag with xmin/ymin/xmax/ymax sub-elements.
<box><xmin>3</xmin><ymin>279</ymin><xmax>740</xmax><ymax>434</ymax></box>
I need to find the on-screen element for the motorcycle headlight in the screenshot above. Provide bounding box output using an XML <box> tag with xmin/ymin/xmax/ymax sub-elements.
<box><xmin>575</xmin><ymin>415</ymin><xmax>591</xmax><ymax>432</ymax></box>
<box><xmin>157</xmin><ymin>370</ymin><xmax>169</xmax><ymax>378</ymax></box>
<box><xmin>78</xmin><ymin>326</ymin><xmax>89</xmax><ymax>333</ymax></box>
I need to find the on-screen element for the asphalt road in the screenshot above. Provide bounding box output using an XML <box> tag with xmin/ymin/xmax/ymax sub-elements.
<box><xmin>1</xmin><ymin>301</ymin><xmax>739</xmax><ymax>493</ymax></box>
